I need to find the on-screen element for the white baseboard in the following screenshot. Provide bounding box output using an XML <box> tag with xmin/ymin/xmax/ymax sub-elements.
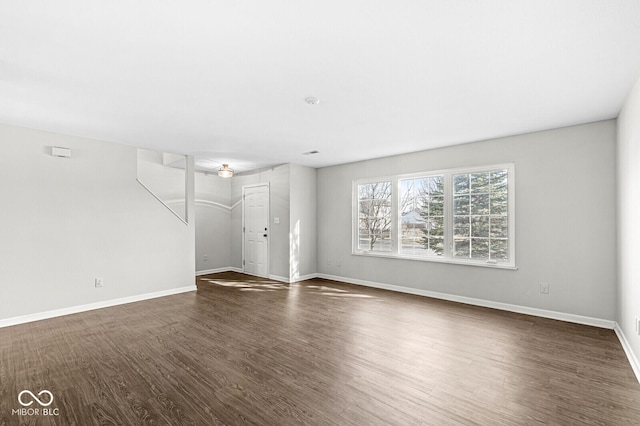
<box><xmin>317</xmin><ymin>273</ymin><xmax>616</xmax><ymax>329</ymax></box>
<box><xmin>198</xmin><ymin>268</ymin><xmax>318</xmax><ymax>284</ymax></box>
<box><xmin>0</xmin><ymin>285</ymin><xmax>197</xmax><ymax>329</ymax></box>
<box><xmin>209</xmin><ymin>270</ymin><xmax>287</xmax><ymax>282</ymax></box>
<box><xmin>196</xmin><ymin>267</ymin><xmax>244</xmax><ymax>276</ymax></box>
<box><xmin>294</xmin><ymin>273</ymin><xmax>319</xmax><ymax>283</ymax></box>
<box><xmin>196</xmin><ymin>267</ymin><xmax>234</xmax><ymax>276</ymax></box>
<box><xmin>270</xmin><ymin>273</ymin><xmax>319</xmax><ymax>284</ymax></box>
<box><xmin>614</xmin><ymin>323</ymin><xmax>640</xmax><ymax>384</ymax></box>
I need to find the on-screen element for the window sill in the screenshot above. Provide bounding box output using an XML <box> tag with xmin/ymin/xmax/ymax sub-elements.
<box><xmin>352</xmin><ymin>251</ymin><xmax>518</xmax><ymax>270</ymax></box>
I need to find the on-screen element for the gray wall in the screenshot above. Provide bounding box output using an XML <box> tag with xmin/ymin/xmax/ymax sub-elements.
<box><xmin>0</xmin><ymin>117</ymin><xmax>621</xmax><ymax>328</ymax></box>
<box><xmin>317</xmin><ymin>120</ymin><xmax>617</xmax><ymax>321</ymax></box>
<box><xmin>230</xmin><ymin>164</ymin><xmax>291</xmax><ymax>280</ymax></box>
<box><xmin>617</xmin><ymin>74</ymin><xmax>640</xmax><ymax>363</ymax></box>
<box><xmin>195</xmin><ymin>172</ymin><xmax>231</xmax><ymax>272</ymax></box>
<box><xmin>290</xmin><ymin>164</ymin><xmax>317</xmax><ymax>279</ymax></box>
<box><xmin>0</xmin><ymin>123</ymin><xmax>195</xmax><ymax>321</ymax></box>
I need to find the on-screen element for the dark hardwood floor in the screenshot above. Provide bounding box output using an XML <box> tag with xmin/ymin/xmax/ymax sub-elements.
<box><xmin>1</xmin><ymin>272</ymin><xmax>639</xmax><ymax>425</ymax></box>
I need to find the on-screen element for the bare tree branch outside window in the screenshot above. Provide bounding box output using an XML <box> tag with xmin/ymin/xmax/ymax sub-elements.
<box><xmin>358</xmin><ymin>181</ymin><xmax>392</xmax><ymax>251</ymax></box>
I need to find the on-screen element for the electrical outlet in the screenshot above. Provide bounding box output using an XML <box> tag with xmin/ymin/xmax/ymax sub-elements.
<box><xmin>94</xmin><ymin>277</ymin><xmax>104</xmax><ymax>288</ymax></box>
<box><xmin>540</xmin><ymin>282</ymin><xmax>549</xmax><ymax>294</ymax></box>
<box><xmin>203</xmin><ymin>254</ymin><xmax>208</xmax><ymax>261</ymax></box>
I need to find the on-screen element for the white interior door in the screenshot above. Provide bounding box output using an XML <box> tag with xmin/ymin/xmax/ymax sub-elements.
<box><xmin>243</xmin><ymin>184</ymin><xmax>269</xmax><ymax>278</ymax></box>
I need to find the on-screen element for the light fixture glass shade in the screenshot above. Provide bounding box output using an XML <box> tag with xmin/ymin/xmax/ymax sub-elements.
<box><xmin>218</xmin><ymin>164</ymin><xmax>234</xmax><ymax>178</ymax></box>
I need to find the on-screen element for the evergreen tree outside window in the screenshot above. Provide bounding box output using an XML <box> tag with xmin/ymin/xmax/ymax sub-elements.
<box><xmin>453</xmin><ymin>170</ymin><xmax>509</xmax><ymax>262</ymax></box>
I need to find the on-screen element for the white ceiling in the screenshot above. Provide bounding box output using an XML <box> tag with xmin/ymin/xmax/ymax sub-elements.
<box><xmin>2</xmin><ymin>1</ymin><xmax>640</xmax><ymax>173</ymax></box>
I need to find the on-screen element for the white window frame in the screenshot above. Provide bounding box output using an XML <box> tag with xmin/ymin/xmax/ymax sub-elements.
<box><xmin>352</xmin><ymin>163</ymin><xmax>516</xmax><ymax>269</ymax></box>
<box><xmin>353</xmin><ymin>178</ymin><xmax>395</xmax><ymax>254</ymax></box>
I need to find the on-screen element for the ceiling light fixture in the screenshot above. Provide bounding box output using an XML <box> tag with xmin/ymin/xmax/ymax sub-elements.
<box><xmin>302</xmin><ymin>150</ymin><xmax>319</xmax><ymax>155</ymax></box>
<box><xmin>305</xmin><ymin>96</ymin><xmax>320</xmax><ymax>105</ymax></box>
<box><xmin>218</xmin><ymin>164</ymin><xmax>234</xmax><ymax>178</ymax></box>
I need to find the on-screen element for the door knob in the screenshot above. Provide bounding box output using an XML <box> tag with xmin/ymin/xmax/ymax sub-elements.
<box><xmin>263</xmin><ymin>234</ymin><xmax>268</xmax><ymax>237</ymax></box>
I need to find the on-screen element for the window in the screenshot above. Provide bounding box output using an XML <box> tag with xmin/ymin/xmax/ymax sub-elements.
<box><xmin>399</xmin><ymin>176</ymin><xmax>444</xmax><ymax>256</ymax></box>
<box><xmin>353</xmin><ymin>164</ymin><xmax>515</xmax><ymax>268</ymax></box>
<box><xmin>452</xmin><ymin>170</ymin><xmax>509</xmax><ymax>261</ymax></box>
<box><xmin>357</xmin><ymin>181</ymin><xmax>392</xmax><ymax>252</ymax></box>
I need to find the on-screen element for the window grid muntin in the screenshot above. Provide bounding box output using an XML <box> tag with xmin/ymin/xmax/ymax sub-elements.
<box><xmin>452</xmin><ymin>169</ymin><xmax>509</xmax><ymax>261</ymax></box>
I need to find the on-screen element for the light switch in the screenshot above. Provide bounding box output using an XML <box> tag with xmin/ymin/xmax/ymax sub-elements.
<box><xmin>274</xmin><ymin>217</ymin><xmax>280</xmax><ymax>224</ymax></box>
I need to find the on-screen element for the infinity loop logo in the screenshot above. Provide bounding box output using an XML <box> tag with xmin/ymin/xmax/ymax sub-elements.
<box><xmin>18</xmin><ymin>390</ymin><xmax>54</xmax><ymax>407</ymax></box>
